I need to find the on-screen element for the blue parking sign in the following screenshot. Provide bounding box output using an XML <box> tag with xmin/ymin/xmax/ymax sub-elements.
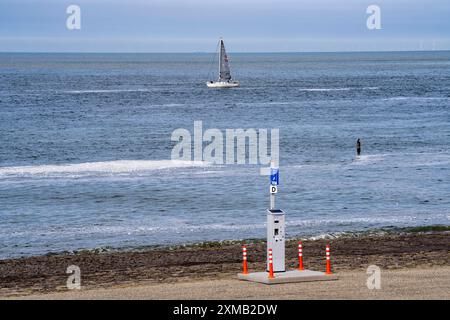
<box><xmin>270</xmin><ymin>168</ymin><xmax>279</xmax><ymax>186</ymax></box>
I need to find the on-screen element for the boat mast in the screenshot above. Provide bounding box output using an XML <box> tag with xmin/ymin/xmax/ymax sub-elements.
<box><xmin>218</xmin><ymin>39</ymin><xmax>223</xmax><ymax>81</ymax></box>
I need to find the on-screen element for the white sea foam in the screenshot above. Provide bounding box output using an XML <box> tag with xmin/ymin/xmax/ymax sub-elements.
<box><xmin>63</xmin><ymin>89</ymin><xmax>153</xmax><ymax>94</ymax></box>
<box><xmin>0</xmin><ymin>160</ymin><xmax>209</xmax><ymax>178</ymax></box>
<box><xmin>237</xmin><ymin>101</ymin><xmax>295</xmax><ymax>106</ymax></box>
<box><xmin>161</xmin><ymin>103</ymin><xmax>185</xmax><ymax>107</ymax></box>
<box><xmin>351</xmin><ymin>154</ymin><xmax>387</xmax><ymax>165</ymax></box>
<box><xmin>362</xmin><ymin>87</ymin><xmax>379</xmax><ymax>90</ymax></box>
<box><xmin>352</xmin><ymin>152</ymin><xmax>450</xmax><ymax>167</ymax></box>
<box><xmin>298</xmin><ymin>88</ymin><xmax>351</xmax><ymax>92</ymax></box>
<box><xmin>4</xmin><ymin>222</ymin><xmax>264</xmax><ymax>238</ymax></box>
<box><xmin>298</xmin><ymin>87</ymin><xmax>380</xmax><ymax>92</ymax></box>
<box><xmin>383</xmin><ymin>96</ymin><xmax>450</xmax><ymax>101</ymax></box>
<box><xmin>4</xmin><ymin>213</ymin><xmax>440</xmax><ymax>239</ymax></box>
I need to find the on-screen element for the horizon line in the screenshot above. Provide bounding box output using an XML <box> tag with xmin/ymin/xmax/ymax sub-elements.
<box><xmin>1</xmin><ymin>49</ymin><xmax>449</xmax><ymax>54</ymax></box>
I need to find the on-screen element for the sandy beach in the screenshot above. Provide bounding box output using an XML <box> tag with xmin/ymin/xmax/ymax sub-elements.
<box><xmin>14</xmin><ymin>266</ymin><xmax>450</xmax><ymax>300</ymax></box>
<box><xmin>1</xmin><ymin>229</ymin><xmax>449</xmax><ymax>299</ymax></box>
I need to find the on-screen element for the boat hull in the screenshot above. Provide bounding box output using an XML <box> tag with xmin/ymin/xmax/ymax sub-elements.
<box><xmin>206</xmin><ymin>81</ymin><xmax>240</xmax><ymax>88</ymax></box>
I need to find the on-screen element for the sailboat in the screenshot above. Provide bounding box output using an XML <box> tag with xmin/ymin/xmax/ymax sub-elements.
<box><xmin>206</xmin><ymin>39</ymin><xmax>239</xmax><ymax>88</ymax></box>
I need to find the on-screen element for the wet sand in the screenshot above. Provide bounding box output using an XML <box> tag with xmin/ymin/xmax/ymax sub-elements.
<box><xmin>1</xmin><ymin>231</ymin><xmax>449</xmax><ymax>298</ymax></box>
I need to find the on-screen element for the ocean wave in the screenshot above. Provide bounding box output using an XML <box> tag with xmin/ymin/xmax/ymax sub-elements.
<box><xmin>352</xmin><ymin>152</ymin><xmax>450</xmax><ymax>167</ymax></box>
<box><xmin>350</xmin><ymin>154</ymin><xmax>387</xmax><ymax>165</ymax></box>
<box><xmin>382</xmin><ymin>96</ymin><xmax>450</xmax><ymax>101</ymax></box>
<box><xmin>3</xmin><ymin>214</ymin><xmax>433</xmax><ymax>239</ymax></box>
<box><xmin>362</xmin><ymin>87</ymin><xmax>379</xmax><ymax>90</ymax></box>
<box><xmin>236</xmin><ymin>101</ymin><xmax>295</xmax><ymax>106</ymax></box>
<box><xmin>0</xmin><ymin>160</ymin><xmax>209</xmax><ymax>178</ymax></box>
<box><xmin>298</xmin><ymin>87</ymin><xmax>380</xmax><ymax>92</ymax></box>
<box><xmin>298</xmin><ymin>88</ymin><xmax>351</xmax><ymax>92</ymax></box>
<box><xmin>62</xmin><ymin>89</ymin><xmax>153</xmax><ymax>94</ymax></box>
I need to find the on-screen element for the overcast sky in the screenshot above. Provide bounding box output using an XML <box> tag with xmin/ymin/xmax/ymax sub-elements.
<box><xmin>0</xmin><ymin>0</ymin><xmax>449</xmax><ymax>52</ymax></box>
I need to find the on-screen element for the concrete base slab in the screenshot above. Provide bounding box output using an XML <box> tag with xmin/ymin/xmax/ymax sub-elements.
<box><xmin>237</xmin><ymin>269</ymin><xmax>338</xmax><ymax>285</ymax></box>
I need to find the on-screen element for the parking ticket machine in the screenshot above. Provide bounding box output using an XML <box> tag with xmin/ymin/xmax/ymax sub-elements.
<box><xmin>267</xmin><ymin>162</ymin><xmax>286</xmax><ymax>272</ymax></box>
<box><xmin>267</xmin><ymin>208</ymin><xmax>286</xmax><ymax>272</ymax></box>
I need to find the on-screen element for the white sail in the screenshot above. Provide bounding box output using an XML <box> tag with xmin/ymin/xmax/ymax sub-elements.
<box><xmin>207</xmin><ymin>39</ymin><xmax>239</xmax><ymax>88</ymax></box>
<box><xmin>219</xmin><ymin>40</ymin><xmax>232</xmax><ymax>81</ymax></box>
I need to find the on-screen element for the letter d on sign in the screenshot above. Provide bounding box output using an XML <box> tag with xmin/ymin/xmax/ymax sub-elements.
<box><xmin>270</xmin><ymin>185</ymin><xmax>278</xmax><ymax>194</ymax></box>
<box><xmin>66</xmin><ymin>5</ymin><xmax>81</xmax><ymax>30</ymax></box>
<box><xmin>66</xmin><ymin>265</ymin><xmax>81</xmax><ymax>290</ymax></box>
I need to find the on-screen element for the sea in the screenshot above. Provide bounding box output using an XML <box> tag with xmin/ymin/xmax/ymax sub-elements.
<box><xmin>0</xmin><ymin>51</ymin><xmax>449</xmax><ymax>259</ymax></box>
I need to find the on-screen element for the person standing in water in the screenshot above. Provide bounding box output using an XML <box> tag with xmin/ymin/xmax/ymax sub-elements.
<box><xmin>356</xmin><ymin>138</ymin><xmax>361</xmax><ymax>156</ymax></box>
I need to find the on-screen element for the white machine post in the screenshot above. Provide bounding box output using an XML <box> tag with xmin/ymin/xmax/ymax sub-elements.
<box><xmin>238</xmin><ymin>161</ymin><xmax>338</xmax><ymax>283</ymax></box>
<box><xmin>267</xmin><ymin>161</ymin><xmax>285</xmax><ymax>272</ymax></box>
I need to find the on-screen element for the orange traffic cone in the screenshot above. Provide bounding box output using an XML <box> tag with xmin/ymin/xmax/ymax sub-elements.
<box><xmin>242</xmin><ymin>245</ymin><xmax>248</xmax><ymax>274</ymax></box>
<box><xmin>298</xmin><ymin>241</ymin><xmax>304</xmax><ymax>271</ymax></box>
<box><xmin>268</xmin><ymin>248</ymin><xmax>274</xmax><ymax>279</ymax></box>
<box><xmin>325</xmin><ymin>244</ymin><xmax>333</xmax><ymax>275</ymax></box>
